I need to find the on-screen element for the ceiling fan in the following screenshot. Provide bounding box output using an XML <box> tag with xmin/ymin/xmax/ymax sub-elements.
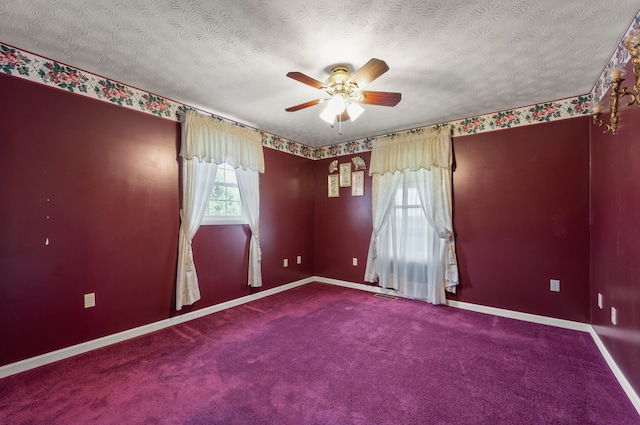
<box><xmin>285</xmin><ymin>58</ymin><xmax>401</xmax><ymax>126</ymax></box>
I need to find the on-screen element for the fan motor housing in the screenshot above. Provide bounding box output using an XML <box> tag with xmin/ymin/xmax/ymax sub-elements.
<box><xmin>326</xmin><ymin>65</ymin><xmax>354</xmax><ymax>96</ymax></box>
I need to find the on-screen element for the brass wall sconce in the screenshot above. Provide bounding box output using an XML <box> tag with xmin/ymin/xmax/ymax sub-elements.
<box><xmin>592</xmin><ymin>26</ymin><xmax>640</xmax><ymax>135</ymax></box>
<box><xmin>592</xmin><ymin>68</ymin><xmax>624</xmax><ymax>135</ymax></box>
<box><xmin>624</xmin><ymin>26</ymin><xmax>640</xmax><ymax>104</ymax></box>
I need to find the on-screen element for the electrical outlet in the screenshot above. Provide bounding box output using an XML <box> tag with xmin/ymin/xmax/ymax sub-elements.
<box><xmin>283</xmin><ymin>258</ymin><xmax>288</xmax><ymax>267</ymax></box>
<box><xmin>297</xmin><ymin>256</ymin><xmax>302</xmax><ymax>264</ymax></box>
<box><xmin>550</xmin><ymin>279</ymin><xmax>560</xmax><ymax>292</ymax></box>
<box><xmin>84</xmin><ymin>293</ymin><xmax>96</xmax><ymax>308</ymax></box>
<box><xmin>611</xmin><ymin>307</ymin><xmax>617</xmax><ymax>325</ymax></box>
<box><xmin>352</xmin><ymin>257</ymin><xmax>358</xmax><ymax>266</ymax></box>
<box><xmin>597</xmin><ymin>293</ymin><xmax>603</xmax><ymax>309</ymax></box>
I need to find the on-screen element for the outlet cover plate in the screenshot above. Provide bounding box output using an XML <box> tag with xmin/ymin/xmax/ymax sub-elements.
<box><xmin>550</xmin><ymin>279</ymin><xmax>560</xmax><ymax>292</ymax></box>
<box><xmin>84</xmin><ymin>293</ymin><xmax>96</xmax><ymax>308</ymax></box>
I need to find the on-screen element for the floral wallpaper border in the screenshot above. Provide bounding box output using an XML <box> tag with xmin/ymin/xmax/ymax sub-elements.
<box><xmin>312</xmin><ymin>96</ymin><xmax>592</xmax><ymax>159</ymax></box>
<box><xmin>0</xmin><ymin>42</ymin><xmax>318</xmax><ymax>158</ymax></box>
<box><xmin>4</xmin><ymin>3</ymin><xmax>638</xmax><ymax>163</ymax></box>
<box><xmin>591</xmin><ymin>13</ymin><xmax>640</xmax><ymax>105</ymax></box>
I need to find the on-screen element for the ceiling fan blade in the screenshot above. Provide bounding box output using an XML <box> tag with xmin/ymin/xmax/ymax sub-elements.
<box><xmin>286</xmin><ymin>72</ymin><xmax>327</xmax><ymax>89</ymax></box>
<box><xmin>347</xmin><ymin>58</ymin><xmax>389</xmax><ymax>88</ymax></box>
<box><xmin>357</xmin><ymin>91</ymin><xmax>401</xmax><ymax>107</ymax></box>
<box><xmin>285</xmin><ymin>99</ymin><xmax>323</xmax><ymax>112</ymax></box>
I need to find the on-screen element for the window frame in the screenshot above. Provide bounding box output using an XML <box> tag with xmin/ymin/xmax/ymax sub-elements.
<box><xmin>385</xmin><ymin>172</ymin><xmax>432</xmax><ymax>264</ymax></box>
<box><xmin>201</xmin><ymin>163</ymin><xmax>248</xmax><ymax>226</ymax></box>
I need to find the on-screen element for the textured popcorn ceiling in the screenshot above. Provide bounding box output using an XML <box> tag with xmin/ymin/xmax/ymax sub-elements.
<box><xmin>1</xmin><ymin>1</ymin><xmax>639</xmax><ymax>147</ymax></box>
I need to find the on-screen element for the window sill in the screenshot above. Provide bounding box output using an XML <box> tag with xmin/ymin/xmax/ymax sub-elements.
<box><xmin>201</xmin><ymin>216</ymin><xmax>248</xmax><ymax>226</ymax></box>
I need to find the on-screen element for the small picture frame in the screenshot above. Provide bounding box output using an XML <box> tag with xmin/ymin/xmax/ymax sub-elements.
<box><xmin>328</xmin><ymin>174</ymin><xmax>339</xmax><ymax>197</ymax></box>
<box><xmin>339</xmin><ymin>163</ymin><xmax>352</xmax><ymax>187</ymax></box>
<box><xmin>352</xmin><ymin>171</ymin><xmax>364</xmax><ymax>196</ymax></box>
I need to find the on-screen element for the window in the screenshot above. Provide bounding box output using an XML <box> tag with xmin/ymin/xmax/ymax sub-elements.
<box><xmin>371</xmin><ymin>169</ymin><xmax>441</xmax><ymax>300</ymax></box>
<box><xmin>201</xmin><ymin>163</ymin><xmax>247</xmax><ymax>225</ymax></box>
<box><xmin>385</xmin><ymin>171</ymin><xmax>433</xmax><ymax>264</ymax></box>
<box><xmin>364</xmin><ymin>130</ymin><xmax>458</xmax><ymax>304</ymax></box>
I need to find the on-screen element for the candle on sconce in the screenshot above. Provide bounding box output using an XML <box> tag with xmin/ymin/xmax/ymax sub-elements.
<box><xmin>610</xmin><ymin>69</ymin><xmax>623</xmax><ymax>80</ymax></box>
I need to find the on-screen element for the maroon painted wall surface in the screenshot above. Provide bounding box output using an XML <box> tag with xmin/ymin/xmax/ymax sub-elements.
<box><xmin>313</xmin><ymin>152</ymin><xmax>373</xmax><ymax>283</ymax></box>
<box><xmin>0</xmin><ymin>74</ymin><xmax>314</xmax><ymax>366</ymax></box>
<box><xmin>0</xmin><ymin>70</ymin><xmax>595</xmax><ymax>370</ymax></box>
<box><xmin>451</xmin><ymin>118</ymin><xmax>591</xmax><ymax>322</ymax></box>
<box><xmin>590</xmin><ymin>59</ymin><xmax>640</xmax><ymax>396</ymax></box>
<box><xmin>188</xmin><ymin>147</ymin><xmax>315</xmax><ymax>311</ymax></box>
<box><xmin>0</xmin><ymin>74</ymin><xmax>180</xmax><ymax>365</ymax></box>
<box><xmin>259</xmin><ymin>148</ymin><xmax>315</xmax><ymax>287</ymax></box>
<box><xmin>314</xmin><ymin>121</ymin><xmax>591</xmax><ymax>322</ymax></box>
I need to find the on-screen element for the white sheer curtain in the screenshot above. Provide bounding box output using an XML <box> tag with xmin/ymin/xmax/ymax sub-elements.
<box><xmin>236</xmin><ymin>167</ymin><xmax>261</xmax><ymax>288</ymax></box>
<box><xmin>176</xmin><ymin>111</ymin><xmax>265</xmax><ymax>310</ymax></box>
<box><xmin>364</xmin><ymin>172</ymin><xmax>401</xmax><ymax>282</ymax></box>
<box><xmin>364</xmin><ymin>127</ymin><xmax>458</xmax><ymax>304</ymax></box>
<box><xmin>176</xmin><ymin>160</ymin><xmax>218</xmax><ymax>310</ymax></box>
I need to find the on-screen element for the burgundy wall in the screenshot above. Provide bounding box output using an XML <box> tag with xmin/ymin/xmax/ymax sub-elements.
<box><xmin>0</xmin><ymin>69</ymin><xmax>612</xmax><ymax>379</ymax></box>
<box><xmin>0</xmin><ymin>74</ymin><xmax>314</xmax><ymax>366</ymax></box>
<box><xmin>189</xmin><ymin>147</ymin><xmax>315</xmax><ymax>311</ymax></box>
<box><xmin>313</xmin><ymin>121</ymin><xmax>591</xmax><ymax>322</ymax></box>
<box><xmin>0</xmin><ymin>74</ymin><xmax>180</xmax><ymax>365</ymax></box>
<box><xmin>313</xmin><ymin>152</ymin><xmax>373</xmax><ymax>283</ymax></box>
<box><xmin>590</xmin><ymin>59</ymin><xmax>640</xmax><ymax>395</ymax></box>
<box><xmin>259</xmin><ymin>148</ymin><xmax>315</xmax><ymax>287</ymax></box>
<box><xmin>451</xmin><ymin>118</ymin><xmax>591</xmax><ymax>322</ymax></box>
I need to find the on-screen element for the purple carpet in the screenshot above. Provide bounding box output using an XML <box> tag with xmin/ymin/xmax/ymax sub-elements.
<box><xmin>1</xmin><ymin>282</ymin><xmax>638</xmax><ymax>424</ymax></box>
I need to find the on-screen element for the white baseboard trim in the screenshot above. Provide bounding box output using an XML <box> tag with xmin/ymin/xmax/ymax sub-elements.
<box><xmin>0</xmin><ymin>277</ymin><xmax>314</xmax><ymax>379</ymax></box>
<box><xmin>317</xmin><ymin>277</ymin><xmax>639</xmax><ymax>415</ymax></box>
<box><xmin>3</xmin><ymin>275</ymin><xmax>639</xmax><ymax>417</ymax></box>
<box><xmin>314</xmin><ymin>276</ymin><xmax>396</xmax><ymax>295</ymax></box>
<box><xmin>445</xmin><ymin>299</ymin><xmax>592</xmax><ymax>332</ymax></box>
<box><xmin>315</xmin><ymin>277</ymin><xmax>591</xmax><ymax>332</ymax></box>
<box><xmin>589</xmin><ymin>327</ymin><xmax>640</xmax><ymax>415</ymax></box>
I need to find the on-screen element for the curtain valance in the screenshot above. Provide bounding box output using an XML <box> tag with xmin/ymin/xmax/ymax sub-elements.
<box><xmin>181</xmin><ymin>111</ymin><xmax>265</xmax><ymax>173</ymax></box>
<box><xmin>369</xmin><ymin>127</ymin><xmax>451</xmax><ymax>176</ymax></box>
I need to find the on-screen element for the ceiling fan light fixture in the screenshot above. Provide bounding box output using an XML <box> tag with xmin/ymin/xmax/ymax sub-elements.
<box><xmin>327</xmin><ymin>95</ymin><xmax>347</xmax><ymax>115</ymax></box>
<box><xmin>347</xmin><ymin>102</ymin><xmax>364</xmax><ymax>121</ymax></box>
<box><xmin>319</xmin><ymin>104</ymin><xmax>337</xmax><ymax>124</ymax></box>
<box><xmin>286</xmin><ymin>58</ymin><xmax>400</xmax><ymax>130</ymax></box>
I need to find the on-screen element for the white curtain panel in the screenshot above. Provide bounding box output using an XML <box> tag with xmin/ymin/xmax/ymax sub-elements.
<box><xmin>364</xmin><ymin>171</ymin><xmax>402</xmax><ymax>282</ymax></box>
<box><xmin>364</xmin><ymin>127</ymin><xmax>459</xmax><ymax>304</ymax></box>
<box><xmin>176</xmin><ymin>159</ymin><xmax>218</xmax><ymax>310</ymax></box>
<box><xmin>176</xmin><ymin>111</ymin><xmax>265</xmax><ymax>310</ymax></box>
<box><xmin>415</xmin><ymin>164</ymin><xmax>459</xmax><ymax>293</ymax></box>
<box><xmin>236</xmin><ymin>167</ymin><xmax>262</xmax><ymax>288</ymax></box>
